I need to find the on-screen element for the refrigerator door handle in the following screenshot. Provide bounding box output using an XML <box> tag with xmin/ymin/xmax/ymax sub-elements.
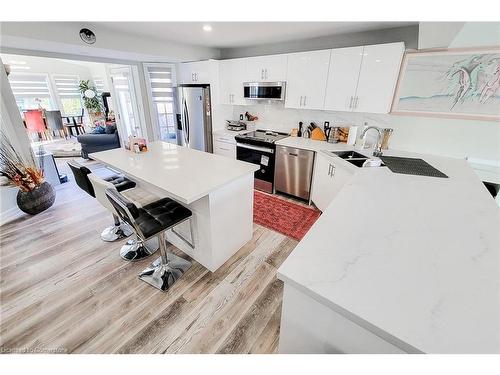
<box><xmin>183</xmin><ymin>97</ymin><xmax>190</xmax><ymax>144</ymax></box>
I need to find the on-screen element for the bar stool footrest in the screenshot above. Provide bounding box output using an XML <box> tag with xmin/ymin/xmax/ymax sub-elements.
<box><xmin>120</xmin><ymin>237</ymin><xmax>159</xmax><ymax>261</ymax></box>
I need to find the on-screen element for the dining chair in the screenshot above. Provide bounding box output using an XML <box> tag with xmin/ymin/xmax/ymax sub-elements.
<box><xmin>72</xmin><ymin>108</ymin><xmax>86</xmax><ymax>135</ymax></box>
<box><xmin>24</xmin><ymin>110</ymin><xmax>46</xmax><ymax>141</ymax></box>
<box><xmin>45</xmin><ymin>110</ymin><xmax>67</xmax><ymax>139</ymax></box>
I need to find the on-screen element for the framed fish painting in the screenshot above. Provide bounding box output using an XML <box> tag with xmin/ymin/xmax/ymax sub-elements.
<box><xmin>391</xmin><ymin>47</ymin><xmax>500</xmax><ymax>121</ymax></box>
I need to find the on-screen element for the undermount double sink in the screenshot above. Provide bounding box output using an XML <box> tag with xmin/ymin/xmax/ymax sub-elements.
<box><xmin>331</xmin><ymin>150</ymin><xmax>382</xmax><ymax>168</ymax></box>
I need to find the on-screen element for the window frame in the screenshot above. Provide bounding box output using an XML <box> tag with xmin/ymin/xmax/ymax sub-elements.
<box><xmin>142</xmin><ymin>63</ymin><xmax>178</xmax><ymax>142</ymax></box>
<box><xmin>51</xmin><ymin>74</ymin><xmax>83</xmax><ymax>117</ymax></box>
<box><xmin>8</xmin><ymin>72</ymin><xmax>56</xmax><ymax>113</ymax></box>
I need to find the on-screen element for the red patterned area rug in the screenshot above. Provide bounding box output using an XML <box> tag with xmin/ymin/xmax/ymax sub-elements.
<box><xmin>253</xmin><ymin>190</ymin><xmax>321</xmax><ymax>241</ymax></box>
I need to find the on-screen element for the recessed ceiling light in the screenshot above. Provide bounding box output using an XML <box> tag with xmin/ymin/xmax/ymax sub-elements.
<box><xmin>203</xmin><ymin>24</ymin><xmax>212</xmax><ymax>32</ymax></box>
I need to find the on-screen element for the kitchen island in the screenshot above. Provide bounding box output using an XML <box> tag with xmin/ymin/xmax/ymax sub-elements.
<box><xmin>277</xmin><ymin>150</ymin><xmax>500</xmax><ymax>353</ymax></box>
<box><xmin>90</xmin><ymin>141</ymin><xmax>259</xmax><ymax>272</ymax></box>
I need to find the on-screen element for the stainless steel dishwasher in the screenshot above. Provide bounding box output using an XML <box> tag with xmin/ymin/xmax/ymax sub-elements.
<box><xmin>274</xmin><ymin>145</ymin><xmax>315</xmax><ymax>201</ymax></box>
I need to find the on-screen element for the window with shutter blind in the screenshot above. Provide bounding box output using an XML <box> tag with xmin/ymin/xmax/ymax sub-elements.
<box><xmin>8</xmin><ymin>73</ymin><xmax>55</xmax><ymax>112</ymax></box>
<box><xmin>93</xmin><ymin>77</ymin><xmax>106</xmax><ymax>94</ymax></box>
<box><xmin>53</xmin><ymin>74</ymin><xmax>83</xmax><ymax>116</ymax></box>
<box><xmin>143</xmin><ymin>64</ymin><xmax>177</xmax><ymax>142</ymax></box>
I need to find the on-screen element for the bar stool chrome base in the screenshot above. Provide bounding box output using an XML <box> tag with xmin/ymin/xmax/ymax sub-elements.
<box><xmin>101</xmin><ymin>222</ymin><xmax>133</xmax><ymax>242</ymax></box>
<box><xmin>139</xmin><ymin>253</ymin><xmax>191</xmax><ymax>292</ymax></box>
<box><xmin>120</xmin><ymin>236</ymin><xmax>159</xmax><ymax>261</ymax></box>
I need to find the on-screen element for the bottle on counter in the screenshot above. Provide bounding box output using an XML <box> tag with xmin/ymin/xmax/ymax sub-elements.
<box><xmin>380</xmin><ymin>128</ymin><xmax>394</xmax><ymax>150</ymax></box>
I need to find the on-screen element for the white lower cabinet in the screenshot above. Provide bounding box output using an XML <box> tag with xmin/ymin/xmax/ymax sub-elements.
<box><xmin>311</xmin><ymin>152</ymin><xmax>355</xmax><ymax>211</ymax></box>
<box><xmin>279</xmin><ymin>284</ymin><xmax>407</xmax><ymax>353</ymax></box>
<box><xmin>214</xmin><ymin>141</ymin><xmax>236</xmax><ymax>158</ymax></box>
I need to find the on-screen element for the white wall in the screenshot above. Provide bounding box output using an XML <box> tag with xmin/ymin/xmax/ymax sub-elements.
<box><xmin>0</xmin><ymin>56</ymin><xmax>34</xmax><ymax>223</ymax></box>
<box><xmin>221</xmin><ymin>25</ymin><xmax>418</xmax><ymax>59</ymax></box>
<box><xmin>418</xmin><ymin>22</ymin><xmax>465</xmax><ymax>49</ymax></box>
<box><xmin>449</xmin><ymin>22</ymin><xmax>500</xmax><ymax>49</ymax></box>
<box><xmin>85</xmin><ymin>62</ymin><xmax>110</xmax><ymax>91</ymax></box>
<box><xmin>0</xmin><ymin>22</ymin><xmax>220</xmax><ymax>62</ymax></box>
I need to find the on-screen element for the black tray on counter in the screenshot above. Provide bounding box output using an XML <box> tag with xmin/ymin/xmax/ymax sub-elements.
<box><xmin>379</xmin><ymin>156</ymin><xmax>448</xmax><ymax>178</ymax></box>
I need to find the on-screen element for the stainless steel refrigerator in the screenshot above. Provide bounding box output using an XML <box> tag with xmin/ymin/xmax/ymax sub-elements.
<box><xmin>175</xmin><ymin>85</ymin><xmax>213</xmax><ymax>153</ymax></box>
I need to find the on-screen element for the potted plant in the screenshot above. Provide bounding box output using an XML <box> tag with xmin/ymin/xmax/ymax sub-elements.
<box><xmin>79</xmin><ymin>80</ymin><xmax>104</xmax><ymax>126</ymax></box>
<box><xmin>0</xmin><ymin>132</ymin><xmax>55</xmax><ymax>215</ymax></box>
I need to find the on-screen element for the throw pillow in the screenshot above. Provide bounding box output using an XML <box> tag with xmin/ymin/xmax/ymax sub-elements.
<box><xmin>105</xmin><ymin>125</ymin><xmax>116</xmax><ymax>134</ymax></box>
<box><xmin>91</xmin><ymin>126</ymin><xmax>106</xmax><ymax>134</ymax></box>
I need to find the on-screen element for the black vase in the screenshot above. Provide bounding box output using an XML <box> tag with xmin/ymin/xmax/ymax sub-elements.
<box><xmin>16</xmin><ymin>181</ymin><xmax>56</xmax><ymax>215</ymax></box>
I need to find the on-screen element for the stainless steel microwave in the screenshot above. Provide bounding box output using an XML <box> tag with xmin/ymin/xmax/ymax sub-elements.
<box><xmin>243</xmin><ymin>81</ymin><xmax>286</xmax><ymax>101</ymax></box>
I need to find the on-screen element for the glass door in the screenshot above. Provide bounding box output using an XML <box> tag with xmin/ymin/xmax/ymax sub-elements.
<box><xmin>108</xmin><ymin>66</ymin><xmax>142</xmax><ymax>142</ymax></box>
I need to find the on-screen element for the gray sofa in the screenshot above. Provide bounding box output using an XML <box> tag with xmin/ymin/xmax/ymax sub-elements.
<box><xmin>77</xmin><ymin>125</ymin><xmax>121</xmax><ymax>159</ymax></box>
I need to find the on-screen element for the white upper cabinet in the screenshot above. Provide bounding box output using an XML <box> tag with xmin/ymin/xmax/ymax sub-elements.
<box><xmin>323</xmin><ymin>42</ymin><xmax>404</xmax><ymax>113</ymax></box>
<box><xmin>219</xmin><ymin>59</ymin><xmax>246</xmax><ymax>105</ymax></box>
<box><xmin>178</xmin><ymin>60</ymin><xmax>218</xmax><ymax>84</ymax></box>
<box><xmin>244</xmin><ymin>54</ymin><xmax>287</xmax><ymax>82</ymax></box>
<box><xmin>285</xmin><ymin>50</ymin><xmax>331</xmax><ymax>110</ymax></box>
<box><xmin>354</xmin><ymin>42</ymin><xmax>405</xmax><ymax>114</ymax></box>
<box><xmin>324</xmin><ymin>46</ymin><xmax>364</xmax><ymax>112</ymax></box>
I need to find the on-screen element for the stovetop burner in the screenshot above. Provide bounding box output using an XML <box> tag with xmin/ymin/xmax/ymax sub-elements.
<box><xmin>236</xmin><ymin>129</ymin><xmax>289</xmax><ymax>144</ymax></box>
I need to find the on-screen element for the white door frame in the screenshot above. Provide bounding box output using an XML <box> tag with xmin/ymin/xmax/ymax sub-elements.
<box><xmin>107</xmin><ymin>65</ymin><xmax>148</xmax><ymax>146</ymax></box>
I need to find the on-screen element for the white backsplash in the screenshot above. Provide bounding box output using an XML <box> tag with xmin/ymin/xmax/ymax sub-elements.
<box><xmin>230</xmin><ymin>102</ymin><xmax>392</xmax><ymax>133</ymax></box>
<box><xmin>226</xmin><ymin>102</ymin><xmax>500</xmax><ymax>163</ymax></box>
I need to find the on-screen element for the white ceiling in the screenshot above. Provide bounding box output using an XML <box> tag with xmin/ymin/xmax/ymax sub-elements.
<box><xmin>95</xmin><ymin>22</ymin><xmax>417</xmax><ymax>49</ymax></box>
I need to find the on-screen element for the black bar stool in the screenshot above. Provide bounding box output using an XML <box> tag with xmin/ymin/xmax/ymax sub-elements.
<box><xmin>106</xmin><ymin>188</ymin><xmax>194</xmax><ymax>291</ymax></box>
<box><xmin>67</xmin><ymin>160</ymin><xmax>137</xmax><ymax>242</ymax></box>
<box><xmin>88</xmin><ymin>172</ymin><xmax>160</xmax><ymax>261</ymax></box>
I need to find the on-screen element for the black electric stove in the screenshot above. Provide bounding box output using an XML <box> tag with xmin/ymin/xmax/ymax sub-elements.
<box><xmin>235</xmin><ymin>129</ymin><xmax>289</xmax><ymax>193</ymax></box>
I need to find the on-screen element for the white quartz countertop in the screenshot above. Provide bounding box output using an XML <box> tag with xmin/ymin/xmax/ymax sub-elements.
<box><xmin>89</xmin><ymin>141</ymin><xmax>259</xmax><ymax>204</ymax></box>
<box><xmin>278</xmin><ymin>151</ymin><xmax>500</xmax><ymax>353</ymax></box>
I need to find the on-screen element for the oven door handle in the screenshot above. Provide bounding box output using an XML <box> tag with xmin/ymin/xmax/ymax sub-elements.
<box><xmin>236</xmin><ymin>143</ymin><xmax>274</xmax><ymax>154</ymax></box>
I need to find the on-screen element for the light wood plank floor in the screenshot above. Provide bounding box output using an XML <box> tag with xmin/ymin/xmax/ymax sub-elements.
<box><xmin>0</xmin><ymin>158</ymin><xmax>298</xmax><ymax>354</ymax></box>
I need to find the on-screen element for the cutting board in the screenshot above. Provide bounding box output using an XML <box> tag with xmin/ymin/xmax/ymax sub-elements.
<box><xmin>311</xmin><ymin>127</ymin><xmax>326</xmax><ymax>141</ymax></box>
